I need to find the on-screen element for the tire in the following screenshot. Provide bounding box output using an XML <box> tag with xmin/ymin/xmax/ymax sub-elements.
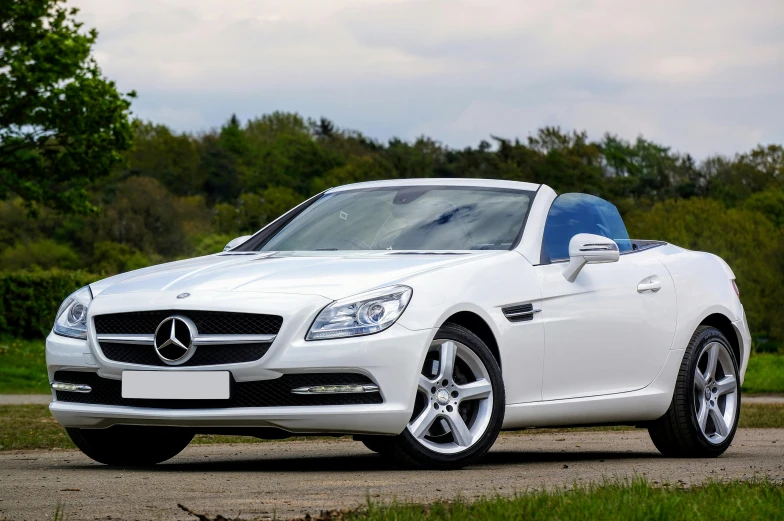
<box><xmin>387</xmin><ymin>323</ymin><xmax>505</xmax><ymax>470</ymax></box>
<box><xmin>356</xmin><ymin>435</ymin><xmax>396</xmax><ymax>456</ymax></box>
<box><xmin>66</xmin><ymin>426</ymin><xmax>194</xmax><ymax>466</ymax></box>
<box><xmin>648</xmin><ymin>325</ymin><xmax>741</xmax><ymax>458</ymax></box>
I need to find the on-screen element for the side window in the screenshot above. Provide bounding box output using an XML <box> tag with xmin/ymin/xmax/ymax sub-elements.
<box><xmin>542</xmin><ymin>193</ymin><xmax>632</xmax><ymax>262</ymax></box>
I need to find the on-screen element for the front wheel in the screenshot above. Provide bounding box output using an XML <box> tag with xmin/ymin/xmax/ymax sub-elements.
<box><xmin>388</xmin><ymin>323</ymin><xmax>505</xmax><ymax>469</ymax></box>
<box><xmin>648</xmin><ymin>325</ymin><xmax>741</xmax><ymax>457</ymax></box>
<box><xmin>67</xmin><ymin>426</ymin><xmax>194</xmax><ymax>466</ymax></box>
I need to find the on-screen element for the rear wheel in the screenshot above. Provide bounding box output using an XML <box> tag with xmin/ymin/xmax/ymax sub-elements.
<box><xmin>67</xmin><ymin>426</ymin><xmax>193</xmax><ymax>466</ymax></box>
<box><xmin>648</xmin><ymin>326</ymin><xmax>740</xmax><ymax>457</ymax></box>
<box><xmin>388</xmin><ymin>323</ymin><xmax>504</xmax><ymax>469</ymax></box>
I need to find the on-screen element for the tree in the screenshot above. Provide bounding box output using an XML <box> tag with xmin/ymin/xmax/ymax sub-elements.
<box><xmin>0</xmin><ymin>0</ymin><xmax>135</xmax><ymax>214</ymax></box>
<box><xmin>126</xmin><ymin>122</ymin><xmax>203</xmax><ymax>196</ymax></box>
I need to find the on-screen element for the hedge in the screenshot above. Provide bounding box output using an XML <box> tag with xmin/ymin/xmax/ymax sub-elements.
<box><xmin>0</xmin><ymin>271</ymin><xmax>98</xmax><ymax>339</ymax></box>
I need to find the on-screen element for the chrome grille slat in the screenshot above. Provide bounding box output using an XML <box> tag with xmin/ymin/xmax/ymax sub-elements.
<box><xmin>192</xmin><ymin>334</ymin><xmax>277</xmax><ymax>345</ymax></box>
<box><xmin>95</xmin><ymin>334</ymin><xmax>154</xmax><ymax>345</ymax></box>
<box><xmin>95</xmin><ymin>334</ymin><xmax>277</xmax><ymax>345</ymax></box>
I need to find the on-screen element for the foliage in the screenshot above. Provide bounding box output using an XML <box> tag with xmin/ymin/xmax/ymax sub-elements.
<box><xmin>192</xmin><ymin>234</ymin><xmax>237</xmax><ymax>256</ymax></box>
<box><xmin>0</xmin><ymin>239</ymin><xmax>80</xmax><ymax>271</ymax></box>
<box><xmin>0</xmin><ymin>0</ymin><xmax>135</xmax><ymax>214</ymax></box>
<box><xmin>87</xmin><ymin>176</ymin><xmax>211</xmax><ymax>257</ymax></box>
<box><xmin>90</xmin><ymin>241</ymin><xmax>155</xmax><ymax>276</ymax></box>
<box><xmin>0</xmin><ymin>270</ymin><xmax>96</xmax><ymax>338</ymax></box>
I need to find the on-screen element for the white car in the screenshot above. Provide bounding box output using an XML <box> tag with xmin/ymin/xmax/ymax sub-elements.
<box><xmin>47</xmin><ymin>179</ymin><xmax>750</xmax><ymax>469</ymax></box>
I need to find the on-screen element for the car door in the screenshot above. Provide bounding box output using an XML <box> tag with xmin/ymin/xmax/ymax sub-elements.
<box><xmin>535</xmin><ymin>194</ymin><xmax>677</xmax><ymax>401</ymax></box>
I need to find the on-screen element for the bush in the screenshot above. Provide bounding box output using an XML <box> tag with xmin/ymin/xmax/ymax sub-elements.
<box><xmin>89</xmin><ymin>241</ymin><xmax>155</xmax><ymax>275</ymax></box>
<box><xmin>192</xmin><ymin>234</ymin><xmax>236</xmax><ymax>256</ymax></box>
<box><xmin>0</xmin><ymin>239</ymin><xmax>81</xmax><ymax>271</ymax></box>
<box><xmin>0</xmin><ymin>271</ymin><xmax>97</xmax><ymax>339</ymax></box>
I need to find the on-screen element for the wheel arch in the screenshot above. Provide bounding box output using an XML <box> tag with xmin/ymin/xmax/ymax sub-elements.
<box><xmin>699</xmin><ymin>313</ymin><xmax>742</xmax><ymax>367</ymax></box>
<box><xmin>442</xmin><ymin>311</ymin><xmax>501</xmax><ymax>368</ymax></box>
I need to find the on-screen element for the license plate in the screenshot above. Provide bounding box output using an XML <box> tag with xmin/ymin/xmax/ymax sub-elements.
<box><xmin>121</xmin><ymin>371</ymin><xmax>230</xmax><ymax>400</ymax></box>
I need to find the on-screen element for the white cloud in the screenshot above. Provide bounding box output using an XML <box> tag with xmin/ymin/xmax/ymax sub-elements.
<box><xmin>71</xmin><ymin>0</ymin><xmax>784</xmax><ymax>156</ymax></box>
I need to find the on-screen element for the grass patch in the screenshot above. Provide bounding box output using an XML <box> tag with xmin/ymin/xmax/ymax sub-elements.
<box><xmin>0</xmin><ymin>404</ymin><xmax>74</xmax><ymax>451</ymax></box>
<box><xmin>739</xmin><ymin>403</ymin><xmax>784</xmax><ymax>428</ymax></box>
<box><xmin>3</xmin><ymin>403</ymin><xmax>784</xmax><ymax>452</ymax></box>
<box><xmin>316</xmin><ymin>479</ymin><xmax>784</xmax><ymax>521</ymax></box>
<box><xmin>744</xmin><ymin>354</ymin><xmax>784</xmax><ymax>394</ymax></box>
<box><xmin>0</xmin><ymin>337</ymin><xmax>49</xmax><ymax>394</ymax></box>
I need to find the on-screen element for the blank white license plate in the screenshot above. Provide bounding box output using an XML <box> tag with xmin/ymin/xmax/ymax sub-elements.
<box><xmin>122</xmin><ymin>371</ymin><xmax>230</xmax><ymax>400</ymax></box>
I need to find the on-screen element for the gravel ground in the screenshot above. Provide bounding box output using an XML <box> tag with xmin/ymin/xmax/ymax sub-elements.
<box><xmin>1</xmin><ymin>429</ymin><xmax>782</xmax><ymax>520</ymax></box>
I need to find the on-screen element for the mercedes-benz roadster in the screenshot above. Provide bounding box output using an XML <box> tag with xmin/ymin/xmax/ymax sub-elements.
<box><xmin>47</xmin><ymin>179</ymin><xmax>750</xmax><ymax>469</ymax></box>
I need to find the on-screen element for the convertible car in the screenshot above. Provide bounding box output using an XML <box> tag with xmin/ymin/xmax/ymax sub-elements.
<box><xmin>47</xmin><ymin>179</ymin><xmax>750</xmax><ymax>469</ymax></box>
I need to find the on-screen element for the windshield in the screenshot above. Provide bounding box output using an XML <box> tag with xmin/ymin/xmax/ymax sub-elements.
<box><xmin>257</xmin><ymin>186</ymin><xmax>534</xmax><ymax>251</ymax></box>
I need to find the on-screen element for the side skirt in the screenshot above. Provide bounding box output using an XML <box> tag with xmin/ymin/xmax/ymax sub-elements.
<box><xmin>502</xmin><ymin>349</ymin><xmax>685</xmax><ymax>429</ymax></box>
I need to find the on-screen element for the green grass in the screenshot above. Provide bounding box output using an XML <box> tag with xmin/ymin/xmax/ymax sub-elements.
<box><xmin>0</xmin><ymin>337</ymin><xmax>49</xmax><ymax>393</ymax></box>
<box><xmin>2</xmin><ymin>403</ymin><xmax>784</xmax><ymax>452</ymax></box>
<box><xmin>739</xmin><ymin>403</ymin><xmax>784</xmax><ymax>428</ymax></box>
<box><xmin>744</xmin><ymin>354</ymin><xmax>784</xmax><ymax>394</ymax></box>
<box><xmin>0</xmin><ymin>404</ymin><xmax>73</xmax><ymax>450</ymax></box>
<box><xmin>325</xmin><ymin>479</ymin><xmax>784</xmax><ymax>521</ymax></box>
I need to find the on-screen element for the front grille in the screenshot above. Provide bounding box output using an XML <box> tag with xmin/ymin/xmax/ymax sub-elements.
<box><xmin>53</xmin><ymin>370</ymin><xmax>383</xmax><ymax>408</ymax></box>
<box><xmin>100</xmin><ymin>342</ymin><xmax>271</xmax><ymax>367</ymax></box>
<box><xmin>93</xmin><ymin>311</ymin><xmax>283</xmax><ymax>368</ymax></box>
<box><xmin>94</xmin><ymin>311</ymin><xmax>283</xmax><ymax>336</ymax></box>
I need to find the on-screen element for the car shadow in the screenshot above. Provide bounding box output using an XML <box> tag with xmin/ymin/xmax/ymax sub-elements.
<box><xmin>69</xmin><ymin>449</ymin><xmax>661</xmax><ymax>473</ymax></box>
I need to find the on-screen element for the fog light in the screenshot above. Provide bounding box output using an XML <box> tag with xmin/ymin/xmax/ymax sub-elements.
<box><xmin>51</xmin><ymin>382</ymin><xmax>92</xmax><ymax>393</ymax></box>
<box><xmin>291</xmin><ymin>384</ymin><xmax>379</xmax><ymax>395</ymax></box>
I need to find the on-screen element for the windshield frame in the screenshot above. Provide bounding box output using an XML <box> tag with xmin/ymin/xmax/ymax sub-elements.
<box><xmin>234</xmin><ymin>185</ymin><xmax>538</xmax><ymax>253</ymax></box>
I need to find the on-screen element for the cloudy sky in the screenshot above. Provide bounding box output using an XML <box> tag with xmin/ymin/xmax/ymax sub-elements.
<box><xmin>72</xmin><ymin>0</ymin><xmax>783</xmax><ymax>157</ymax></box>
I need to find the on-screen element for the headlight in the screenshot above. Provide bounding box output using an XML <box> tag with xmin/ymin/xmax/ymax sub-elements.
<box><xmin>53</xmin><ymin>286</ymin><xmax>93</xmax><ymax>339</ymax></box>
<box><xmin>306</xmin><ymin>285</ymin><xmax>412</xmax><ymax>340</ymax></box>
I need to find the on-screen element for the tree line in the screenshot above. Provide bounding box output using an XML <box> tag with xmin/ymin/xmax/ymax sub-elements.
<box><xmin>0</xmin><ymin>113</ymin><xmax>782</xmax><ymax>346</ymax></box>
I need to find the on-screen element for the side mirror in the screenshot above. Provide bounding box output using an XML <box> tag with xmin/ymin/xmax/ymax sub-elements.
<box><xmin>223</xmin><ymin>235</ymin><xmax>252</xmax><ymax>252</ymax></box>
<box><xmin>562</xmin><ymin>233</ymin><xmax>620</xmax><ymax>282</ymax></box>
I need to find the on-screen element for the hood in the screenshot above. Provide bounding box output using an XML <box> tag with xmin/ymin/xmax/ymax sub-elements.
<box><xmin>91</xmin><ymin>251</ymin><xmax>502</xmax><ymax>300</ymax></box>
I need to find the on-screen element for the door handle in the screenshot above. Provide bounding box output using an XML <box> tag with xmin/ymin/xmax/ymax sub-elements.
<box><xmin>637</xmin><ymin>279</ymin><xmax>661</xmax><ymax>293</ymax></box>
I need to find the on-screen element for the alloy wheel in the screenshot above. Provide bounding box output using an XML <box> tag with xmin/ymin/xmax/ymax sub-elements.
<box><xmin>406</xmin><ymin>339</ymin><xmax>494</xmax><ymax>454</ymax></box>
<box><xmin>693</xmin><ymin>341</ymin><xmax>738</xmax><ymax>444</ymax></box>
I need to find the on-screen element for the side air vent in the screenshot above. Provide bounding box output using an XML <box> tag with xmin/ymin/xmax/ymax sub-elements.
<box><xmin>502</xmin><ymin>303</ymin><xmax>538</xmax><ymax>322</ymax></box>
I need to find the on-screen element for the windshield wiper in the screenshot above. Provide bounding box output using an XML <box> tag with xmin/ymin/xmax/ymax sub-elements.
<box><xmin>387</xmin><ymin>251</ymin><xmax>466</xmax><ymax>255</ymax></box>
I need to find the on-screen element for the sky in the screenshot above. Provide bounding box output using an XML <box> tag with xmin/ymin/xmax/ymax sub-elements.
<box><xmin>71</xmin><ymin>0</ymin><xmax>784</xmax><ymax>158</ymax></box>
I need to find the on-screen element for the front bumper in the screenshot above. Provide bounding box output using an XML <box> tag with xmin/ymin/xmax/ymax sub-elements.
<box><xmin>49</xmin><ymin>401</ymin><xmax>411</xmax><ymax>435</ymax></box>
<box><xmin>46</xmin><ymin>290</ymin><xmax>434</xmax><ymax>435</ymax></box>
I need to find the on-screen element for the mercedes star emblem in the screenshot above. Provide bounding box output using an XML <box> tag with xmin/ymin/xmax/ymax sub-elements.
<box><xmin>153</xmin><ymin>316</ymin><xmax>197</xmax><ymax>365</ymax></box>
